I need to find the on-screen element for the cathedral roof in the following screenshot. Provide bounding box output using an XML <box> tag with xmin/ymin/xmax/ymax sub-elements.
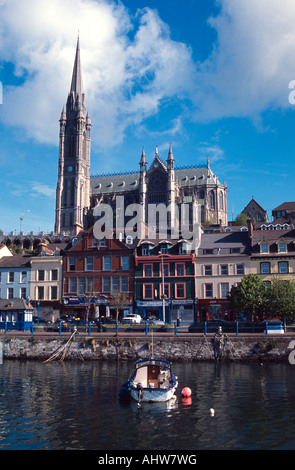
<box><xmin>90</xmin><ymin>163</ymin><xmax>224</xmax><ymax>196</ymax></box>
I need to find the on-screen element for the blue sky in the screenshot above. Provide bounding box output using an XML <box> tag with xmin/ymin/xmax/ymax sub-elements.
<box><xmin>0</xmin><ymin>0</ymin><xmax>295</xmax><ymax>234</ymax></box>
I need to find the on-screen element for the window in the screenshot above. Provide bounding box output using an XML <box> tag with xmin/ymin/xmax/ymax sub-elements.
<box><xmin>278</xmin><ymin>242</ymin><xmax>287</xmax><ymax>253</ymax></box>
<box><xmin>103</xmin><ymin>277</ymin><xmax>110</xmax><ymax>292</ymax></box>
<box><xmin>51</xmin><ymin>286</ymin><xmax>58</xmax><ymax>300</ymax></box>
<box><xmin>260</xmin><ymin>262</ymin><xmax>270</xmax><ymax>274</ymax></box>
<box><xmin>221</xmin><ymin>283</ymin><xmax>229</xmax><ymax>298</ymax></box>
<box><xmin>100</xmin><ymin>238</ymin><xmax>106</xmax><ymax>247</ymax></box>
<box><xmin>21</xmin><ymin>288</ymin><xmax>27</xmax><ymax>299</ymax></box>
<box><xmin>143</xmin><ymin>284</ymin><xmax>153</xmax><ymax>300</ymax></box>
<box><xmin>104</xmin><ymin>256</ymin><xmax>111</xmax><ymax>271</ymax></box>
<box><xmin>204</xmin><ymin>265</ymin><xmax>212</xmax><ymax>276</ymax></box>
<box><xmin>260</xmin><ymin>243</ymin><xmax>269</xmax><ymax>253</ymax></box>
<box><xmin>21</xmin><ymin>271</ymin><xmax>27</xmax><ymax>283</ymax></box>
<box><xmin>86</xmin><ymin>278</ymin><xmax>93</xmax><ymax>293</ymax></box>
<box><xmin>220</xmin><ymin>265</ymin><xmax>228</xmax><ymax>275</ymax></box>
<box><xmin>278</xmin><ymin>261</ymin><xmax>288</xmax><ymax>274</ymax></box>
<box><xmin>122</xmin><ymin>256</ymin><xmax>129</xmax><ymax>270</ymax></box>
<box><xmin>205</xmin><ymin>284</ymin><xmax>213</xmax><ymax>298</ymax></box>
<box><xmin>142</xmin><ymin>246</ymin><xmax>149</xmax><ymax>256</ymax></box>
<box><xmin>38</xmin><ymin>270</ymin><xmax>45</xmax><ymax>281</ymax></box>
<box><xmin>175</xmin><ymin>283</ymin><xmax>185</xmax><ymax>298</ymax></box>
<box><xmin>38</xmin><ymin>286</ymin><xmax>44</xmax><ymax>300</ymax></box>
<box><xmin>8</xmin><ymin>287</ymin><xmax>14</xmax><ymax>299</ymax></box>
<box><xmin>92</xmin><ymin>238</ymin><xmax>98</xmax><ymax>247</ymax></box>
<box><xmin>236</xmin><ymin>264</ymin><xmax>245</xmax><ymax>275</ymax></box>
<box><xmin>69</xmin><ymin>258</ymin><xmax>76</xmax><ymax>271</ymax></box>
<box><xmin>162</xmin><ymin>263</ymin><xmax>169</xmax><ymax>277</ymax></box>
<box><xmin>121</xmin><ymin>277</ymin><xmax>128</xmax><ymax>292</ymax></box>
<box><xmin>112</xmin><ymin>276</ymin><xmax>119</xmax><ymax>291</ymax></box>
<box><xmin>51</xmin><ymin>269</ymin><xmax>58</xmax><ymax>281</ymax></box>
<box><xmin>176</xmin><ymin>263</ymin><xmax>185</xmax><ymax>276</ymax></box>
<box><xmin>143</xmin><ymin>264</ymin><xmax>153</xmax><ymax>277</ymax></box>
<box><xmin>69</xmin><ymin>277</ymin><xmax>77</xmax><ymax>293</ymax></box>
<box><xmin>179</xmin><ymin>242</ymin><xmax>188</xmax><ymax>255</ymax></box>
<box><xmin>78</xmin><ymin>277</ymin><xmax>85</xmax><ymax>295</ymax></box>
<box><xmin>8</xmin><ymin>272</ymin><xmax>14</xmax><ymax>283</ymax></box>
<box><xmin>204</xmin><ymin>249</ymin><xmax>213</xmax><ymax>255</ymax></box>
<box><xmin>219</xmin><ymin>192</ymin><xmax>224</xmax><ymax>210</ymax></box>
<box><xmin>210</xmin><ymin>190</ymin><xmax>215</xmax><ymax>209</ymax></box>
<box><xmin>86</xmin><ymin>257</ymin><xmax>93</xmax><ymax>271</ymax></box>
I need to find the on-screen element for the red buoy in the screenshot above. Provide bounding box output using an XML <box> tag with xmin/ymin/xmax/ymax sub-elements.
<box><xmin>181</xmin><ymin>387</ymin><xmax>192</xmax><ymax>397</ymax></box>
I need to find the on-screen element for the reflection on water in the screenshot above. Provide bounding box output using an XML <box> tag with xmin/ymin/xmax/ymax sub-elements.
<box><xmin>0</xmin><ymin>360</ymin><xmax>294</xmax><ymax>450</ymax></box>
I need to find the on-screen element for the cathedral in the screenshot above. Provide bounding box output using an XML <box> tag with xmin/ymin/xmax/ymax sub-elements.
<box><xmin>54</xmin><ymin>39</ymin><xmax>228</xmax><ymax>237</ymax></box>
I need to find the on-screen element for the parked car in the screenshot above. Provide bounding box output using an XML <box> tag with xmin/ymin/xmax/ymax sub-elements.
<box><xmin>121</xmin><ymin>314</ymin><xmax>142</xmax><ymax>324</ymax></box>
<box><xmin>145</xmin><ymin>317</ymin><xmax>164</xmax><ymax>325</ymax></box>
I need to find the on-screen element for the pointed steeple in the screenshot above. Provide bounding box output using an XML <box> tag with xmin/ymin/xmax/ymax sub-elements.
<box><xmin>167</xmin><ymin>144</ymin><xmax>174</xmax><ymax>163</ymax></box>
<box><xmin>70</xmin><ymin>36</ymin><xmax>84</xmax><ymax>98</ymax></box>
<box><xmin>140</xmin><ymin>147</ymin><xmax>146</xmax><ymax>165</ymax></box>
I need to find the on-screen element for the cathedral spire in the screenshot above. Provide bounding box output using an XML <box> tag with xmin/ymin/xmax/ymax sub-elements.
<box><xmin>70</xmin><ymin>36</ymin><xmax>84</xmax><ymax>99</ymax></box>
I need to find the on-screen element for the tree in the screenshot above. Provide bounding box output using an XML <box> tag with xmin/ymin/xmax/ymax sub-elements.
<box><xmin>232</xmin><ymin>213</ymin><xmax>249</xmax><ymax>226</ymax></box>
<box><xmin>110</xmin><ymin>291</ymin><xmax>129</xmax><ymax>323</ymax></box>
<box><xmin>227</xmin><ymin>274</ymin><xmax>268</xmax><ymax>320</ymax></box>
<box><xmin>267</xmin><ymin>278</ymin><xmax>295</xmax><ymax>321</ymax></box>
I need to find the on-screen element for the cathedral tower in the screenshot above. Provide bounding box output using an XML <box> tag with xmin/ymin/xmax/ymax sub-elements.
<box><xmin>55</xmin><ymin>37</ymin><xmax>91</xmax><ymax>235</ymax></box>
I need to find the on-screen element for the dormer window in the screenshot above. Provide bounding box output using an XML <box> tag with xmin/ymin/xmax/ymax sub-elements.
<box><xmin>179</xmin><ymin>241</ymin><xmax>189</xmax><ymax>254</ymax></box>
<box><xmin>260</xmin><ymin>242</ymin><xmax>269</xmax><ymax>254</ymax></box>
<box><xmin>278</xmin><ymin>241</ymin><xmax>287</xmax><ymax>253</ymax></box>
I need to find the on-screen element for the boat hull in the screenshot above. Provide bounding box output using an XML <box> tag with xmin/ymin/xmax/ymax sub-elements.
<box><xmin>130</xmin><ymin>384</ymin><xmax>177</xmax><ymax>403</ymax></box>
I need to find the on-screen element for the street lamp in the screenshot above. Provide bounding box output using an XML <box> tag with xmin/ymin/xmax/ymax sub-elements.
<box><xmin>20</xmin><ymin>210</ymin><xmax>30</xmax><ymax>233</ymax></box>
<box><xmin>159</xmin><ymin>250</ymin><xmax>165</xmax><ymax>324</ymax></box>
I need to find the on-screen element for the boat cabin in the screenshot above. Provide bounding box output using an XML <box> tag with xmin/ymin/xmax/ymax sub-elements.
<box><xmin>131</xmin><ymin>359</ymin><xmax>172</xmax><ymax>389</ymax></box>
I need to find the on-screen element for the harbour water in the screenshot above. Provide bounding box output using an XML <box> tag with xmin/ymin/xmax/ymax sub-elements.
<box><xmin>0</xmin><ymin>359</ymin><xmax>294</xmax><ymax>452</ymax></box>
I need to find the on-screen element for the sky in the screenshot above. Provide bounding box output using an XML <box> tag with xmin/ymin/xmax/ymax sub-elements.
<box><xmin>1</xmin><ymin>0</ymin><xmax>295</xmax><ymax>234</ymax></box>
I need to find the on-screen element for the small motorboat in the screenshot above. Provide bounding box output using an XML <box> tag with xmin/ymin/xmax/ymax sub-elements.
<box><xmin>119</xmin><ymin>358</ymin><xmax>178</xmax><ymax>403</ymax></box>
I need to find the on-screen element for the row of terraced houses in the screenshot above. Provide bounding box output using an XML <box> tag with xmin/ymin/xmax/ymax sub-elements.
<box><xmin>1</xmin><ymin>208</ymin><xmax>295</xmax><ymax>327</ymax></box>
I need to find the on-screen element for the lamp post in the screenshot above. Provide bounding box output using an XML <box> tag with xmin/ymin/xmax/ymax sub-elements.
<box><xmin>20</xmin><ymin>209</ymin><xmax>30</xmax><ymax>233</ymax></box>
<box><xmin>159</xmin><ymin>251</ymin><xmax>165</xmax><ymax>324</ymax></box>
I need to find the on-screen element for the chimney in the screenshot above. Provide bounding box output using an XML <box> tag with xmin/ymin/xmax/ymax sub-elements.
<box><xmin>247</xmin><ymin>218</ymin><xmax>253</xmax><ymax>238</ymax></box>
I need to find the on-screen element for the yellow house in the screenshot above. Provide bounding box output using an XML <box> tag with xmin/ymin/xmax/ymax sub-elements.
<box><xmin>30</xmin><ymin>243</ymin><xmax>63</xmax><ymax>320</ymax></box>
<box><xmin>250</xmin><ymin>228</ymin><xmax>295</xmax><ymax>284</ymax></box>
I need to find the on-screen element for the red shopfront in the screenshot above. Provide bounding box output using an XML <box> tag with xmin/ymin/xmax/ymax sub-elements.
<box><xmin>197</xmin><ymin>299</ymin><xmax>235</xmax><ymax>322</ymax></box>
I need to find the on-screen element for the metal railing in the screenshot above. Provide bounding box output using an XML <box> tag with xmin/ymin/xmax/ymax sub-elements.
<box><xmin>1</xmin><ymin>320</ymin><xmax>290</xmax><ymax>336</ymax></box>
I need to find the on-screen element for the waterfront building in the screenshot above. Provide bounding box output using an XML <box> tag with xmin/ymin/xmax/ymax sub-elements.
<box><xmin>271</xmin><ymin>202</ymin><xmax>295</xmax><ymax>226</ymax></box>
<box><xmin>195</xmin><ymin>229</ymin><xmax>251</xmax><ymax>321</ymax></box>
<box><xmin>134</xmin><ymin>238</ymin><xmax>196</xmax><ymax>323</ymax></box>
<box><xmin>0</xmin><ymin>255</ymin><xmax>32</xmax><ymax>301</ymax></box>
<box><xmin>0</xmin><ymin>298</ymin><xmax>34</xmax><ymax>332</ymax></box>
<box><xmin>55</xmin><ymin>38</ymin><xmax>228</xmax><ymax>237</ymax></box>
<box><xmin>249</xmin><ymin>221</ymin><xmax>295</xmax><ymax>284</ymax></box>
<box><xmin>29</xmin><ymin>242</ymin><xmax>63</xmax><ymax>321</ymax></box>
<box><xmin>62</xmin><ymin>227</ymin><xmax>135</xmax><ymax>320</ymax></box>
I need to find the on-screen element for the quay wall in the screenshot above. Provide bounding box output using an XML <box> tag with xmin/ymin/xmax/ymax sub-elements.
<box><xmin>0</xmin><ymin>333</ymin><xmax>294</xmax><ymax>362</ymax></box>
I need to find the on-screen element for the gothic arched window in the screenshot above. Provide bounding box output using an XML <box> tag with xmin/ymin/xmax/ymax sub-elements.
<box><xmin>219</xmin><ymin>192</ymin><xmax>224</xmax><ymax>210</ymax></box>
<box><xmin>210</xmin><ymin>190</ymin><xmax>215</xmax><ymax>209</ymax></box>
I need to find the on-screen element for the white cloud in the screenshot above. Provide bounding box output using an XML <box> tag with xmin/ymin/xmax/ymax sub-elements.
<box><xmin>0</xmin><ymin>0</ymin><xmax>195</xmax><ymax>147</ymax></box>
<box><xmin>194</xmin><ymin>0</ymin><xmax>295</xmax><ymax>121</ymax></box>
<box><xmin>30</xmin><ymin>182</ymin><xmax>55</xmax><ymax>198</ymax></box>
<box><xmin>1</xmin><ymin>0</ymin><xmax>295</xmax><ymax>150</ymax></box>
